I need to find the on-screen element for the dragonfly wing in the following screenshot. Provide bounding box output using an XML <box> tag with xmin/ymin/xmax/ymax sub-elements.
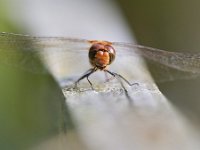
<box><xmin>0</xmin><ymin>32</ymin><xmax>90</xmax><ymax>74</ymax></box>
<box><xmin>113</xmin><ymin>42</ymin><xmax>200</xmax><ymax>82</ymax></box>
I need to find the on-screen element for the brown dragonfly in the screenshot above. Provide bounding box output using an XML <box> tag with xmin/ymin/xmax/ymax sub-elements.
<box><xmin>1</xmin><ymin>32</ymin><xmax>200</xmax><ymax>89</ymax></box>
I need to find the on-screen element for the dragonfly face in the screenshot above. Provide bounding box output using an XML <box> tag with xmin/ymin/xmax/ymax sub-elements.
<box><xmin>88</xmin><ymin>41</ymin><xmax>116</xmax><ymax>70</ymax></box>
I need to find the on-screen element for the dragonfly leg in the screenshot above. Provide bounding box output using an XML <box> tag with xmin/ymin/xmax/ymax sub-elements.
<box><xmin>104</xmin><ymin>70</ymin><xmax>139</xmax><ymax>86</ymax></box>
<box><xmin>86</xmin><ymin>75</ymin><xmax>94</xmax><ymax>90</ymax></box>
<box><xmin>104</xmin><ymin>71</ymin><xmax>115</xmax><ymax>83</ymax></box>
<box><xmin>104</xmin><ymin>70</ymin><xmax>139</xmax><ymax>104</ymax></box>
<box><xmin>74</xmin><ymin>68</ymin><xmax>97</xmax><ymax>90</ymax></box>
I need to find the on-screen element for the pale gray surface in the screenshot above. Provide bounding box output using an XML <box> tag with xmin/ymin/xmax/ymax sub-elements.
<box><xmin>64</xmin><ymin>87</ymin><xmax>199</xmax><ymax>150</ymax></box>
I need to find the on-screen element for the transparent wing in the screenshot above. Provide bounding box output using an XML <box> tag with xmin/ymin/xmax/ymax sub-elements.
<box><xmin>0</xmin><ymin>32</ymin><xmax>90</xmax><ymax>73</ymax></box>
<box><xmin>2</xmin><ymin>32</ymin><xmax>200</xmax><ymax>83</ymax></box>
<box><xmin>113</xmin><ymin>42</ymin><xmax>200</xmax><ymax>82</ymax></box>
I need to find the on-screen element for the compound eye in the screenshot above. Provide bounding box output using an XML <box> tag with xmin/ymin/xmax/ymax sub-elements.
<box><xmin>106</xmin><ymin>45</ymin><xmax>116</xmax><ymax>64</ymax></box>
<box><xmin>89</xmin><ymin>43</ymin><xmax>103</xmax><ymax>60</ymax></box>
<box><xmin>109</xmin><ymin>53</ymin><xmax>115</xmax><ymax>64</ymax></box>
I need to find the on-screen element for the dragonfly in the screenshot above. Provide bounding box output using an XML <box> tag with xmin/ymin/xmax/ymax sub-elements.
<box><xmin>1</xmin><ymin>32</ymin><xmax>200</xmax><ymax>90</ymax></box>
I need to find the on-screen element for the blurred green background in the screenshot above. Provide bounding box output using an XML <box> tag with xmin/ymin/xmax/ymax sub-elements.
<box><xmin>1</xmin><ymin>0</ymin><xmax>200</xmax><ymax>149</ymax></box>
<box><xmin>118</xmin><ymin>0</ymin><xmax>200</xmax><ymax>123</ymax></box>
<box><xmin>0</xmin><ymin>1</ymin><xmax>73</xmax><ymax>150</ymax></box>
